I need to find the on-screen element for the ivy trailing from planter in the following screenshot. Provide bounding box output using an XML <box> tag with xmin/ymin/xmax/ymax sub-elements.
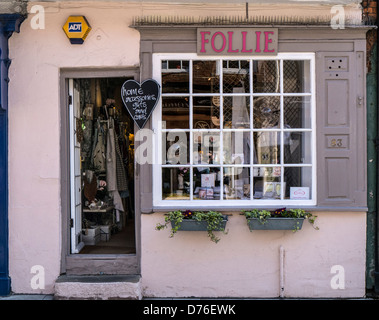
<box><xmin>242</xmin><ymin>208</ymin><xmax>319</xmax><ymax>232</ymax></box>
<box><xmin>156</xmin><ymin>210</ymin><xmax>228</xmax><ymax>243</ymax></box>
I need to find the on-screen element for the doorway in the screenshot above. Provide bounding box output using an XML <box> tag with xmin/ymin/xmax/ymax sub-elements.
<box><xmin>69</xmin><ymin>77</ymin><xmax>135</xmax><ymax>255</ymax></box>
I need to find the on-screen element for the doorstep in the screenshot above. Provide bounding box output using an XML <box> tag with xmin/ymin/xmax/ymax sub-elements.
<box><xmin>54</xmin><ymin>274</ymin><xmax>142</xmax><ymax>300</ymax></box>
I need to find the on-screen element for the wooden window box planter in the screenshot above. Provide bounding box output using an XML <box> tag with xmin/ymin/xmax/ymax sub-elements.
<box><xmin>171</xmin><ymin>215</ymin><xmax>228</xmax><ymax>231</ymax></box>
<box><xmin>156</xmin><ymin>211</ymin><xmax>229</xmax><ymax>243</ymax></box>
<box><xmin>243</xmin><ymin>208</ymin><xmax>318</xmax><ymax>233</ymax></box>
<box><xmin>247</xmin><ymin>217</ymin><xmax>304</xmax><ymax>231</ymax></box>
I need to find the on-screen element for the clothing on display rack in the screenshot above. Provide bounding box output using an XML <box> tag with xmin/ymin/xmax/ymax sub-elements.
<box><xmin>92</xmin><ymin>120</ymin><xmax>106</xmax><ymax>172</ymax></box>
<box><xmin>105</xmin><ymin>117</ymin><xmax>127</xmax><ymax>222</ymax></box>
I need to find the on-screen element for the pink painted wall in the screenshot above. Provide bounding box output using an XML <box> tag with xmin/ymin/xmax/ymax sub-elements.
<box><xmin>7</xmin><ymin>1</ymin><xmax>365</xmax><ymax>297</ymax></box>
<box><xmin>8</xmin><ymin>2</ymin><xmax>141</xmax><ymax>294</ymax></box>
<box><xmin>141</xmin><ymin>212</ymin><xmax>366</xmax><ymax>298</ymax></box>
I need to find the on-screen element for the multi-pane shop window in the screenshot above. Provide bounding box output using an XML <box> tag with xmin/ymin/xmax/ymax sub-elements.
<box><xmin>153</xmin><ymin>53</ymin><xmax>315</xmax><ymax>206</ymax></box>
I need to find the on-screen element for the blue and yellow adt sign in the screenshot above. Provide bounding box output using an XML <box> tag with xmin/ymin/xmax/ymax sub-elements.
<box><xmin>63</xmin><ymin>16</ymin><xmax>91</xmax><ymax>44</ymax></box>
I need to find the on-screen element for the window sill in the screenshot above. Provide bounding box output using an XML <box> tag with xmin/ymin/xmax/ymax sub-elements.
<box><xmin>145</xmin><ymin>205</ymin><xmax>368</xmax><ymax>213</ymax></box>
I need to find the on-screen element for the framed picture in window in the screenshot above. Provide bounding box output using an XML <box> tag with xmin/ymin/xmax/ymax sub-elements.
<box><xmin>201</xmin><ymin>173</ymin><xmax>215</xmax><ymax>188</ymax></box>
<box><xmin>263</xmin><ymin>182</ymin><xmax>285</xmax><ymax>199</ymax></box>
<box><xmin>199</xmin><ymin>187</ymin><xmax>214</xmax><ymax>200</ymax></box>
<box><xmin>199</xmin><ymin>188</ymin><xmax>207</xmax><ymax>199</ymax></box>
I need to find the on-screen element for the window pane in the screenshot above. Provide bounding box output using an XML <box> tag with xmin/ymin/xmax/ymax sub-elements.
<box><xmin>223</xmin><ymin>60</ymin><xmax>250</xmax><ymax>93</ymax></box>
<box><xmin>283</xmin><ymin>60</ymin><xmax>311</xmax><ymax>93</ymax></box>
<box><xmin>223</xmin><ymin>131</ymin><xmax>251</xmax><ymax>164</ymax></box>
<box><xmin>162</xmin><ymin>167</ymin><xmax>190</xmax><ymax>200</ymax></box>
<box><xmin>159</xmin><ymin>56</ymin><xmax>314</xmax><ymax>204</ymax></box>
<box><xmin>223</xmin><ymin>167</ymin><xmax>250</xmax><ymax>200</ymax></box>
<box><xmin>162</xmin><ymin>60</ymin><xmax>189</xmax><ymax>93</ymax></box>
<box><xmin>162</xmin><ymin>97</ymin><xmax>190</xmax><ymax>129</ymax></box>
<box><xmin>283</xmin><ymin>132</ymin><xmax>312</xmax><ymax>164</ymax></box>
<box><xmin>253</xmin><ymin>131</ymin><xmax>281</xmax><ymax>164</ymax></box>
<box><xmin>193</xmin><ymin>131</ymin><xmax>220</xmax><ymax>164</ymax></box>
<box><xmin>284</xmin><ymin>96</ymin><xmax>311</xmax><ymax>129</ymax></box>
<box><xmin>223</xmin><ymin>96</ymin><xmax>250</xmax><ymax>129</ymax></box>
<box><xmin>253</xmin><ymin>166</ymin><xmax>281</xmax><ymax>199</ymax></box>
<box><xmin>193</xmin><ymin>96</ymin><xmax>220</xmax><ymax>129</ymax></box>
<box><xmin>193</xmin><ymin>60</ymin><xmax>220</xmax><ymax>94</ymax></box>
<box><xmin>193</xmin><ymin>167</ymin><xmax>221</xmax><ymax>200</ymax></box>
<box><xmin>253</xmin><ymin>96</ymin><xmax>280</xmax><ymax>128</ymax></box>
<box><xmin>284</xmin><ymin>167</ymin><xmax>312</xmax><ymax>200</ymax></box>
<box><xmin>162</xmin><ymin>131</ymin><xmax>190</xmax><ymax>165</ymax></box>
<box><xmin>253</xmin><ymin>60</ymin><xmax>280</xmax><ymax>93</ymax></box>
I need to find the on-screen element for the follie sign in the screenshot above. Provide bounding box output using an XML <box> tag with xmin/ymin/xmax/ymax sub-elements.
<box><xmin>63</xmin><ymin>16</ymin><xmax>92</xmax><ymax>44</ymax></box>
<box><xmin>197</xmin><ymin>28</ymin><xmax>278</xmax><ymax>56</ymax></box>
<box><xmin>121</xmin><ymin>79</ymin><xmax>161</xmax><ymax>129</ymax></box>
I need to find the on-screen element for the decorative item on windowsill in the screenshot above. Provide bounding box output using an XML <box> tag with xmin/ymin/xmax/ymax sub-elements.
<box><xmin>177</xmin><ymin>167</ymin><xmax>189</xmax><ymax>190</ymax></box>
<box><xmin>156</xmin><ymin>210</ymin><xmax>228</xmax><ymax>243</ymax></box>
<box><xmin>242</xmin><ymin>208</ymin><xmax>319</xmax><ymax>232</ymax></box>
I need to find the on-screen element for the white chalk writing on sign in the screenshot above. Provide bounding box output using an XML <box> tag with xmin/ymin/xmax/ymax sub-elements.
<box><xmin>121</xmin><ymin>79</ymin><xmax>161</xmax><ymax>129</ymax></box>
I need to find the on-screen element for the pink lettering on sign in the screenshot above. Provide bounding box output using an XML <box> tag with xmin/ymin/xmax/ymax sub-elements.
<box><xmin>241</xmin><ymin>31</ymin><xmax>252</xmax><ymax>53</ymax></box>
<box><xmin>200</xmin><ymin>31</ymin><xmax>211</xmax><ymax>53</ymax></box>
<box><xmin>227</xmin><ymin>31</ymin><xmax>239</xmax><ymax>53</ymax></box>
<box><xmin>211</xmin><ymin>32</ymin><xmax>227</xmax><ymax>53</ymax></box>
<box><xmin>255</xmin><ymin>31</ymin><xmax>261</xmax><ymax>53</ymax></box>
<box><xmin>264</xmin><ymin>31</ymin><xmax>275</xmax><ymax>53</ymax></box>
<box><xmin>294</xmin><ymin>189</ymin><xmax>306</xmax><ymax>196</ymax></box>
<box><xmin>197</xmin><ymin>28</ymin><xmax>277</xmax><ymax>55</ymax></box>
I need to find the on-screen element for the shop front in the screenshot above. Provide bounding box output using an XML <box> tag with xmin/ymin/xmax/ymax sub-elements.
<box><xmin>7</xmin><ymin>1</ymin><xmax>369</xmax><ymax>298</ymax></box>
<box><xmin>137</xmin><ymin>23</ymin><xmax>368</xmax><ymax>298</ymax></box>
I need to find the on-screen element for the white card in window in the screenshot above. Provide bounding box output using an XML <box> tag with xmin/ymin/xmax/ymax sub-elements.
<box><xmin>201</xmin><ymin>173</ymin><xmax>215</xmax><ymax>187</ymax></box>
<box><xmin>290</xmin><ymin>187</ymin><xmax>310</xmax><ymax>200</ymax></box>
<box><xmin>272</xmin><ymin>167</ymin><xmax>281</xmax><ymax>177</ymax></box>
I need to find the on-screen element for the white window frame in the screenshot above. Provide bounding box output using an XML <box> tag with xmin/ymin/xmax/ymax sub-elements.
<box><xmin>152</xmin><ymin>52</ymin><xmax>316</xmax><ymax>208</ymax></box>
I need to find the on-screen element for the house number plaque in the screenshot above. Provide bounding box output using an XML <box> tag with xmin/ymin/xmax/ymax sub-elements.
<box><xmin>331</xmin><ymin>139</ymin><xmax>342</xmax><ymax>147</ymax></box>
<box><xmin>327</xmin><ymin>136</ymin><xmax>348</xmax><ymax>149</ymax></box>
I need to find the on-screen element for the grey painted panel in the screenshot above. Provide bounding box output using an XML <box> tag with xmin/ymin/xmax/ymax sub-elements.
<box><xmin>153</xmin><ymin>42</ymin><xmax>197</xmax><ymax>53</ymax></box>
<box><xmin>279</xmin><ymin>42</ymin><xmax>354</xmax><ymax>52</ymax></box>
<box><xmin>316</xmin><ymin>50</ymin><xmax>366</xmax><ymax>207</ymax></box>
<box><xmin>137</xmin><ymin>26</ymin><xmax>369</xmax><ymax>42</ymax></box>
<box><xmin>354</xmin><ymin>51</ymin><xmax>367</xmax><ymax>197</ymax></box>
<box><xmin>326</xmin><ymin>79</ymin><xmax>349</xmax><ymax>126</ymax></box>
<box><xmin>326</xmin><ymin>158</ymin><xmax>350</xmax><ymax>198</ymax></box>
<box><xmin>138</xmin><ymin>51</ymin><xmax>154</xmax><ymax>213</ymax></box>
<box><xmin>138</xmin><ymin>28</ymin><xmax>367</xmax><ymax>209</ymax></box>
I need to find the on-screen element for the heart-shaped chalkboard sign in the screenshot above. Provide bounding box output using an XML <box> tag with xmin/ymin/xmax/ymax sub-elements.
<box><xmin>121</xmin><ymin>79</ymin><xmax>161</xmax><ymax>129</ymax></box>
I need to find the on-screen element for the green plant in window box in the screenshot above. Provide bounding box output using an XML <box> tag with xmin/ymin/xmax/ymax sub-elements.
<box><xmin>242</xmin><ymin>208</ymin><xmax>319</xmax><ymax>232</ymax></box>
<box><xmin>156</xmin><ymin>210</ymin><xmax>228</xmax><ymax>243</ymax></box>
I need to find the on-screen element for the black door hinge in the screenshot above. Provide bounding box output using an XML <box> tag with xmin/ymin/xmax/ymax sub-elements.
<box><xmin>70</xmin><ymin>218</ymin><xmax>74</xmax><ymax>228</ymax></box>
<box><xmin>68</xmin><ymin>95</ymin><xmax>72</xmax><ymax>106</ymax></box>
